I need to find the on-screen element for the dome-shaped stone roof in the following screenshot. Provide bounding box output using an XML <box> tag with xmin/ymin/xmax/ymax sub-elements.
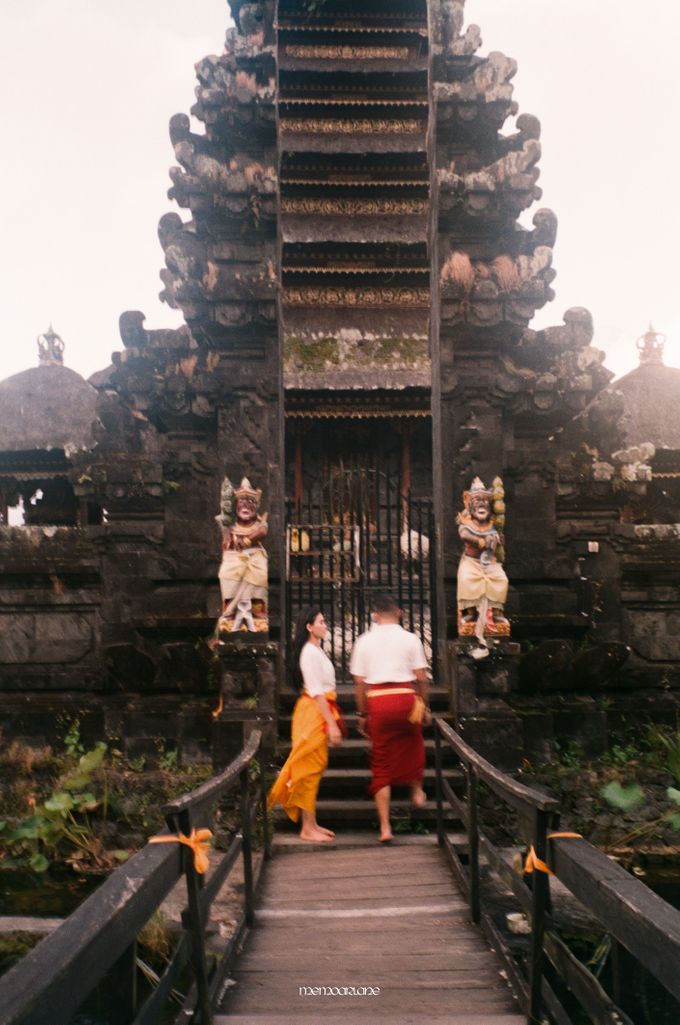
<box><xmin>0</xmin><ymin>330</ymin><xmax>98</xmax><ymax>453</ymax></box>
<box><xmin>615</xmin><ymin>362</ymin><xmax>680</xmax><ymax>449</ymax></box>
<box><xmin>614</xmin><ymin>329</ymin><xmax>680</xmax><ymax>449</ymax></box>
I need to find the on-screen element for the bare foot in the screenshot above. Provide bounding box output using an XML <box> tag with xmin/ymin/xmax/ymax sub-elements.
<box><xmin>411</xmin><ymin>786</ymin><xmax>426</xmax><ymax>808</ymax></box>
<box><xmin>300</xmin><ymin>828</ymin><xmax>334</xmax><ymax>843</ymax></box>
<box><xmin>318</xmin><ymin>825</ymin><xmax>336</xmax><ymax>838</ymax></box>
<box><xmin>379</xmin><ymin>831</ymin><xmax>393</xmax><ymax>843</ymax></box>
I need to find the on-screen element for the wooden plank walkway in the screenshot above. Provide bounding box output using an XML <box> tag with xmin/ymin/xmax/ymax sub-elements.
<box><xmin>216</xmin><ymin>835</ymin><xmax>523</xmax><ymax>1025</ymax></box>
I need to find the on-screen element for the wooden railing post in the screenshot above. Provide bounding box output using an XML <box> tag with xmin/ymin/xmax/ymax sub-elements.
<box><xmin>466</xmin><ymin>765</ymin><xmax>481</xmax><ymax>925</ymax></box>
<box><xmin>258</xmin><ymin>747</ymin><xmax>272</xmax><ymax>860</ymax></box>
<box><xmin>106</xmin><ymin>940</ymin><xmax>137</xmax><ymax>1025</ymax></box>
<box><xmin>434</xmin><ymin>723</ymin><xmax>445</xmax><ymax>847</ymax></box>
<box><xmin>177</xmin><ymin>808</ymin><xmax>212</xmax><ymax>1025</ymax></box>
<box><xmin>240</xmin><ymin>765</ymin><xmax>255</xmax><ymax>926</ymax></box>
<box><xmin>611</xmin><ymin>937</ymin><xmax>643</xmax><ymax>1023</ymax></box>
<box><xmin>528</xmin><ymin>808</ymin><xmax>550</xmax><ymax>1024</ymax></box>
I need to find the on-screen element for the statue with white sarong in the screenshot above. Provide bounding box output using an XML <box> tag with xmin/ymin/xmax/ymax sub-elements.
<box><xmin>457</xmin><ymin>476</ymin><xmax>510</xmax><ymax>646</ymax></box>
<box><xmin>216</xmin><ymin>477</ymin><xmax>269</xmax><ymax>636</ymax></box>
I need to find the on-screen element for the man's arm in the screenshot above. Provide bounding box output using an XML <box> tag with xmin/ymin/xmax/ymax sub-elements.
<box><xmin>414</xmin><ymin>667</ymin><xmax>428</xmax><ymax>702</ymax></box>
<box><xmin>352</xmin><ymin>674</ymin><xmax>369</xmax><ymax>738</ymax></box>
<box><xmin>414</xmin><ymin>668</ymin><xmax>432</xmax><ymax>725</ymax></box>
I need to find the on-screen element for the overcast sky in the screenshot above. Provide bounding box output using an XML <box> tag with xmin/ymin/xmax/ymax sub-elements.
<box><xmin>2</xmin><ymin>0</ymin><xmax>679</xmax><ymax>385</ymax></box>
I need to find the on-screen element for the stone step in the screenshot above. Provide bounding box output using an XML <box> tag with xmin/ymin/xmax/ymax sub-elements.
<box><xmin>271</xmin><ymin>831</ymin><xmax>462</xmax><ymax>852</ymax></box>
<box><xmin>278</xmin><ymin>686</ymin><xmax>451</xmax><ymax>714</ymax></box>
<box><xmin>274</xmin><ymin>798</ymin><xmax>461</xmax><ymax>830</ymax></box>
<box><xmin>316</xmin><ymin>768</ymin><xmax>463</xmax><ymax>798</ymax></box>
<box><xmin>277</xmin><ymin>712</ymin><xmax>454</xmax><ymax>737</ymax></box>
<box><xmin>277</xmin><ymin>737</ymin><xmax>461</xmax><ymax>765</ymax></box>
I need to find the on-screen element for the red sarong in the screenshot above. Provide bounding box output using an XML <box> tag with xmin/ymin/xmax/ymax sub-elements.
<box><xmin>366</xmin><ymin>684</ymin><xmax>425</xmax><ymax>795</ymax></box>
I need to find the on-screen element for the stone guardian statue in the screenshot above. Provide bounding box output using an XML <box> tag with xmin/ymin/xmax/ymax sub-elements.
<box><xmin>456</xmin><ymin>476</ymin><xmax>510</xmax><ymax>648</ymax></box>
<box><xmin>216</xmin><ymin>476</ymin><xmax>269</xmax><ymax>635</ymax></box>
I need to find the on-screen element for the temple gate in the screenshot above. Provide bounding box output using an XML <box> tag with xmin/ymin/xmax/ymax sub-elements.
<box><xmin>285</xmin><ymin>457</ymin><xmax>438</xmax><ymax>679</ymax></box>
<box><xmin>2</xmin><ymin>0</ymin><xmax>680</xmax><ymax>767</ymax></box>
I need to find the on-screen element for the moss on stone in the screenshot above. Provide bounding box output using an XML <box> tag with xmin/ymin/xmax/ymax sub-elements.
<box><xmin>374</xmin><ymin>337</ymin><xmax>428</xmax><ymax>365</ymax></box>
<box><xmin>284</xmin><ymin>336</ymin><xmax>341</xmax><ymax>369</ymax></box>
<box><xmin>0</xmin><ymin>935</ymin><xmax>38</xmax><ymax>975</ymax></box>
<box><xmin>285</xmin><ymin>334</ymin><xmax>428</xmax><ymax>371</ymax></box>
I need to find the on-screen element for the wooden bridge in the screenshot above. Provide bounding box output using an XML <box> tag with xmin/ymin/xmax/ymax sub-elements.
<box><xmin>217</xmin><ymin>835</ymin><xmax>521</xmax><ymax>1025</ymax></box>
<box><xmin>2</xmin><ymin>723</ymin><xmax>680</xmax><ymax>1025</ymax></box>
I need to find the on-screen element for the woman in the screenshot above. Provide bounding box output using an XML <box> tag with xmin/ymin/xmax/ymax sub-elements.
<box><xmin>268</xmin><ymin>607</ymin><xmax>345</xmax><ymax>842</ymax></box>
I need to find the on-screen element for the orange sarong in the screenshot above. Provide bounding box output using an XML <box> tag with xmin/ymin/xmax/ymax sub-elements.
<box><xmin>268</xmin><ymin>691</ymin><xmax>343</xmax><ymax>823</ymax></box>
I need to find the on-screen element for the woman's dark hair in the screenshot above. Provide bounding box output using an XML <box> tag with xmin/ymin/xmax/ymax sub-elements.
<box><xmin>291</xmin><ymin>606</ymin><xmax>322</xmax><ymax>689</ymax></box>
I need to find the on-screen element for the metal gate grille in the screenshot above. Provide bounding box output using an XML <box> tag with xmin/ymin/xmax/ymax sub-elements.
<box><xmin>285</xmin><ymin>469</ymin><xmax>437</xmax><ymax>680</ymax></box>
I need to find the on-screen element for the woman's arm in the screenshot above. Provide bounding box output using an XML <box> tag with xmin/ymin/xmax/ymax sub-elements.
<box><xmin>314</xmin><ymin>694</ymin><xmax>342</xmax><ymax>745</ymax></box>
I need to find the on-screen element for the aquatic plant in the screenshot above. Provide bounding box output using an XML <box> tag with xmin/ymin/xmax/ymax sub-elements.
<box><xmin>645</xmin><ymin>724</ymin><xmax>680</xmax><ymax>785</ymax></box>
<box><xmin>0</xmin><ymin>742</ymin><xmax>126</xmax><ymax>874</ymax></box>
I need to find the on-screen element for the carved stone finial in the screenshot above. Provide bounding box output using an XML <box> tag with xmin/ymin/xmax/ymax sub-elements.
<box><xmin>37</xmin><ymin>325</ymin><xmax>65</xmax><ymax>366</ymax></box>
<box><xmin>636</xmin><ymin>324</ymin><xmax>665</xmax><ymax>366</ymax></box>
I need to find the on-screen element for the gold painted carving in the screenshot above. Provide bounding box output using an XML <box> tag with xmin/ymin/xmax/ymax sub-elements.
<box><xmin>284</xmin><ymin>44</ymin><xmax>410</xmax><ymax>60</ymax></box>
<box><xmin>281</xmin><ymin>118</ymin><xmax>422</xmax><ymax>135</ymax></box>
<box><xmin>281</xmin><ymin>197</ymin><xmax>428</xmax><ymax>216</ymax></box>
<box><xmin>283</xmin><ymin>286</ymin><xmax>430</xmax><ymax>308</ymax></box>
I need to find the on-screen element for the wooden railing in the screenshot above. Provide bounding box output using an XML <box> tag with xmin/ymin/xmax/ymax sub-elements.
<box><xmin>0</xmin><ymin>728</ymin><xmax>270</xmax><ymax>1025</ymax></box>
<box><xmin>434</xmin><ymin>717</ymin><xmax>680</xmax><ymax>1025</ymax></box>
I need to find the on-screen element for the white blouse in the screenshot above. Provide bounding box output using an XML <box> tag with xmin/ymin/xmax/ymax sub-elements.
<box><xmin>299</xmin><ymin>642</ymin><xmax>336</xmax><ymax>697</ymax></box>
<box><xmin>350</xmin><ymin>623</ymin><xmax>427</xmax><ymax>684</ymax></box>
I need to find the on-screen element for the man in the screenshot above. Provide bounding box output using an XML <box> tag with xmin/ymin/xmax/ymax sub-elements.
<box><xmin>350</xmin><ymin>593</ymin><xmax>431</xmax><ymax>843</ymax></box>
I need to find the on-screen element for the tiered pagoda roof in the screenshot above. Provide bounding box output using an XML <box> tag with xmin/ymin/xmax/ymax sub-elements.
<box><xmin>275</xmin><ymin>0</ymin><xmax>432</xmax><ymax>405</ymax></box>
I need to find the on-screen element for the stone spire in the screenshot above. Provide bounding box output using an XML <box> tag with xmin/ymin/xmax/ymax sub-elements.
<box><xmin>636</xmin><ymin>323</ymin><xmax>665</xmax><ymax>366</ymax></box>
<box><xmin>37</xmin><ymin>325</ymin><xmax>65</xmax><ymax>367</ymax></box>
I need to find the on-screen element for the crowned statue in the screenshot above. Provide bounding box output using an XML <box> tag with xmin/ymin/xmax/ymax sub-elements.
<box><xmin>216</xmin><ymin>476</ymin><xmax>269</xmax><ymax>636</ymax></box>
<box><xmin>457</xmin><ymin>476</ymin><xmax>510</xmax><ymax>645</ymax></box>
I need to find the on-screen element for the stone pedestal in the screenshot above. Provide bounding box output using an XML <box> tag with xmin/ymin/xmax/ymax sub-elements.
<box><xmin>210</xmin><ymin>712</ymin><xmax>276</xmax><ymax>773</ymax></box>
<box><xmin>449</xmin><ymin>639</ymin><xmax>523</xmax><ymax>770</ymax></box>
<box><xmin>210</xmin><ymin>639</ymin><xmax>280</xmax><ymax>771</ymax></box>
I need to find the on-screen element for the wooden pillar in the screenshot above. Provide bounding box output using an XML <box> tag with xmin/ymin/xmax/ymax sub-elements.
<box><xmin>294</xmin><ymin>427</ymin><xmax>303</xmax><ymax>520</ymax></box>
<box><xmin>401</xmin><ymin>425</ymin><xmax>411</xmax><ymax>494</ymax></box>
<box><xmin>427</xmin><ymin>0</ymin><xmax>447</xmax><ymax>675</ymax></box>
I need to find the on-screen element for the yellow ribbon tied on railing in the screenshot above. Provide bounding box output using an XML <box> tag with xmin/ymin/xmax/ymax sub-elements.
<box><xmin>149</xmin><ymin>828</ymin><xmax>213</xmax><ymax>874</ymax></box>
<box><xmin>523</xmin><ymin>832</ymin><xmax>582</xmax><ymax>876</ymax></box>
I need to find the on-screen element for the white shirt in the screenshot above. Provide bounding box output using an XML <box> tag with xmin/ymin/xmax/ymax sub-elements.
<box><xmin>299</xmin><ymin>642</ymin><xmax>336</xmax><ymax>697</ymax></box>
<box><xmin>350</xmin><ymin>623</ymin><xmax>427</xmax><ymax>685</ymax></box>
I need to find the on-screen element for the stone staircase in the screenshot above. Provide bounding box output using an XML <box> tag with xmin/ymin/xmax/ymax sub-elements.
<box><xmin>273</xmin><ymin>679</ymin><xmax>463</xmax><ymax>833</ymax></box>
